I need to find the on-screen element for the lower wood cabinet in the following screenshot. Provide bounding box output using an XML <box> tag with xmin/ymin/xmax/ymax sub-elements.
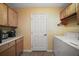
<box><xmin>8</xmin><ymin>41</ymin><xmax>16</xmax><ymax>56</ymax></box>
<box><xmin>9</xmin><ymin>45</ymin><xmax>16</xmax><ymax>56</ymax></box>
<box><xmin>0</xmin><ymin>37</ymin><xmax>23</xmax><ymax>56</ymax></box>
<box><xmin>16</xmin><ymin>37</ymin><xmax>23</xmax><ymax>56</ymax></box>
<box><xmin>0</xmin><ymin>45</ymin><xmax>15</xmax><ymax>56</ymax></box>
<box><xmin>0</xmin><ymin>41</ymin><xmax>15</xmax><ymax>56</ymax></box>
<box><xmin>0</xmin><ymin>49</ymin><xmax>10</xmax><ymax>56</ymax></box>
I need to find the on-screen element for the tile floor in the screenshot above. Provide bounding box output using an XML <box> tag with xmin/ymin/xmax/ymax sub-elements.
<box><xmin>21</xmin><ymin>51</ymin><xmax>54</xmax><ymax>56</ymax></box>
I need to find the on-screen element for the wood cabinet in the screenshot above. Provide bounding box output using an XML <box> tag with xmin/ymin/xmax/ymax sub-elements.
<box><xmin>8</xmin><ymin>8</ymin><xmax>18</xmax><ymax>27</ymax></box>
<box><xmin>60</xmin><ymin>9</ymin><xmax>66</xmax><ymax>20</ymax></box>
<box><xmin>8</xmin><ymin>45</ymin><xmax>15</xmax><ymax>56</ymax></box>
<box><xmin>60</xmin><ymin>9</ymin><xmax>68</xmax><ymax>25</ymax></box>
<box><xmin>0</xmin><ymin>3</ymin><xmax>18</xmax><ymax>27</ymax></box>
<box><xmin>76</xmin><ymin>4</ymin><xmax>78</xmax><ymax>13</ymax></box>
<box><xmin>16</xmin><ymin>37</ymin><xmax>23</xmax><ymax>56</ymax></box>
<box><xmin>0</xmin><ymin>41</ymin><xmax>15</xmax><ymax>56</ymax></box>
<box><xmin>0</xmin><ymin>49</ymin><xmax>10</xmax><ymax>56</ymax></box>
<box><xmin>0</xmin><ymin>37</ymin><xmax>23</xmax><ymax>56</ymax></box>
<box><xmin>14</xmin><ymin>11</ymin><xmax>18</xmax><ymax>27</ymax></box>
<box><xmin>0</xmin><ymin>43</ymin><xmax>9</xmax><ymax>56</ymax></box>
<box><xmin>60</xmin><ymin>3</ymin><xmax>76</xmax><ymax>25</ymax></box>
<box><xmin>61</xmin><ymin>19</ymin><xmax>68</xmax><ymax>25</ymax></box>
<box><xmin>0</xmin><ymin>46</ymin><xmax>15</xmax><ymax>56</ymax></box>
<box><xmin>60</xmin><ymin>3</ymin><xmax>76</xmax><ymax>20</ymax></box>
<box><xmin>77</xmin><ymin>3</ymin><xmax>79</xmax><ymax>24</ymax></box>
<box><xmin>8</xmin><ymin>41</ymin><xmax>16</xmax><ymax>56</ymax></box>
<box><xmin>66</xmin><ymin>3</ymin><xmax>76</xmax><ymax>17</ymax></box>
<box><xmin>0</xmin><ymin>4</ymin><xmax>8</xmax><ymax>26</ymax></box>
<box><xmin>60</xmin><ymin>10</ymin><xmax>63</xmax><ymax>20</ymax></box>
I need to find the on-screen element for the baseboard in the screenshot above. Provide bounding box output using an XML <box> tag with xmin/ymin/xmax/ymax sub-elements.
<box><xmin>47</xmin><ymin>50</ymin><xmax>53</xmax><ymax>52</ymax></box>
<box><xmin>23</xmin><ymin>49</ymin><xmax>53</xmax><ymax>52</ymax></box>
<box><xmin>23</xmin><ymin>50</ymin><xmax>32</xmax><ymax>52</ymax></box>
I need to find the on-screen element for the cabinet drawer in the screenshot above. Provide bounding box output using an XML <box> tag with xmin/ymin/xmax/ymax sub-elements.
<box><xmin>0</xmin><ymin>44</ymin><xmax>9</xmax><ymax>53</ymax></box>
<box><xmin>8</xmin><ymin>41</ymin><xmax>15</xmax><ymax>48</ymax></box>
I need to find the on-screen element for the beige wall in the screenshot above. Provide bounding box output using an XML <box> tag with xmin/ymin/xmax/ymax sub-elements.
<box><xmin>16</xmin><ymin>7</ymin><xmax>79</xmax><ymax>51</ymax></box>
<box><xmin>55</xmin><ymin>15</ymin><xmax>79</xmax><ymax>35</ymax></box>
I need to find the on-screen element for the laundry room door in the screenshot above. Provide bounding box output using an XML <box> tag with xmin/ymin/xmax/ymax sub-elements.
<box><xmin>31</xmin><ymin>13</ymin><xmax>48</xmax><ymax>51</ymax></box>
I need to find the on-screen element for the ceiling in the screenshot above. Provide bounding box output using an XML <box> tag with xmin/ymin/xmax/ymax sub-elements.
<box><xmin>7</xmin><ymin>3</ymin><xmax>69</xmax><ymax>8</ymax></box>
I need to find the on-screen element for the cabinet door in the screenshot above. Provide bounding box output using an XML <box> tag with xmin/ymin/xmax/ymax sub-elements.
<box><xmin>8</xmin><ymin>41</ymin><xmax>16</xmax><ymax>56</ymax></box>
<box><xmin>8</xmin><ymin>8</ymin><xmax>18</xmax><ymax>27</ymax></box>
<box><xmin>13</xmin><ymin>11</ymin><xmax>18</xmax><ymax>27</ymax></box>
<box><xmin>66</xmin><ymin>4</ymin><xmax>76</xmax><ymax>17</ymax></box>
<box><xmin>0</xmin><ymin>4</ymin><xmax>7</xmax><ymax>26</ymax></box>
<box><xmin>0</xmin><ymin>46</ymin><xmax>15</xmax><ymax>56</ymax></box>
<box><xmin>60</xmin><ymin>11</ymin><xmax>63</xmax><ymax>20</ymax></box>
<box><xmin>0</xmin><ymin>43</ymin><xmax>9</xmax><ymax>56</ymax></box>
<box><xmin>8</xmin><ymin>8</ymin><xmax>14</xmax><ymax>26</ymax></box>
<box><xmin>0</xmin><ymin>49</ymin><xmax>10</xmax><ymax>56</ymax></box>
<box><xmin>76</xmin><ymin>3</ymin><xmax>78</xmax><ymax>13</ymax></box>
<box><xmin>16</xmin><ymin>37</ymin><xmax>23</xmax><ymax>56</ymax></box>
<box><xmin>77</xmin><ymin>3</ymin><xmax>79</xmax><ymax>24</ymax></box>
<box><xmin>9</xmin><ymin>45</ymin><xmax>15</xmax><ymax>56</ymax></box>
<box><xmin>60</xmin><ymin>10</ymin><xmax>65</xmax><ymax>20</ymax></box>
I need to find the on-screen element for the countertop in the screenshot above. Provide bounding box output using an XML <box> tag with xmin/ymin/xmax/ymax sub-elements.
<box><xmin>55</xmin><ymin>36</ymin><xmax>79</xmax><ymax>50</ymax></box>
<box><xmin>0</xmin><ymin>35</ymin><xmax>24</xmax><ymax>46</ymax></box>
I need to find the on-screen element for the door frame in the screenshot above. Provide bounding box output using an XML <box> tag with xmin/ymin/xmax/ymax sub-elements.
<box><xmin>31</xmin><ymin>13</ymin><xmax>48</xmax><ymax>51</ymax></box>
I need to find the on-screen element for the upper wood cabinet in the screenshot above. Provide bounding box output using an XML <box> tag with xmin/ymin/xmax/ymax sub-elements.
<box><xmin>0</xmin><ymin>3</ymin><xmax>18</xmax><ymax>27</ymax></box>
<box><xmin>66</xmin><ymin>4</ymin><xmax>76</xmax><ymax>17</ymax></box>
<box><xmin>8</xmin><ymin>8</ymin><xmax>18</xmax><ymax>27</ymax></box>
<box><xmin>60</xmin><ymin>9</ymin><xmax>66</xmax><ymax>20</ymax></box>
<box><xmin>0</xmin><ymin>4</ymin><xmax>8</xmax><ymax>26</ymax></box>
<box><xmin>77</xmin><ymin>3</ymin><xmax>79</xmax><ymax>24</ymax></box>
<box><xmin>14</xmin><ymin>11</ymin><xmax>18</xmax><ymax>27</ymax></box>
<box><xmin>60</xmin><ymin>3</ymin><xmax>77</xmax><ymax>25</ymax></box>
<box><xmin>76</xmin><ymin>4</ymin><xmax>78</xmax><ymax>13</ymax></box>
<box><xmin>60</xmin><ymin>4</ymin><xmax>76</xmax><ymax>20</ymax></box>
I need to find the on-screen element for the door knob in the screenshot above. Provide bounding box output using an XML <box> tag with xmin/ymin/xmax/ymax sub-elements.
<box><xmin>44</xmin><ymin>34</ymin><xmax>47</xmax><ymax>36</ymax></box>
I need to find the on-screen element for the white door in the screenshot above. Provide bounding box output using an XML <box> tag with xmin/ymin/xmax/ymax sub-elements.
<box><xmin>31</xmin><ymin>13</ymin><xmax>48</xmax><ymax>51</ymax></box>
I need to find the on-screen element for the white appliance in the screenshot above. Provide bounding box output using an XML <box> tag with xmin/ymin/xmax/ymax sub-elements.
<box><xmin>54</xmin><ymin>32</ymin><xmax>79</xmax><ymax>56</ymax></box>
<box><xmin>64</xmin><ymin>32</ymin><xmax>79</xmax><ymax>40</ymax></box>
<box><xmin>31</xmin><ymin>13</ymin><xmax>48</xmax><ymax>51</ymax></box>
